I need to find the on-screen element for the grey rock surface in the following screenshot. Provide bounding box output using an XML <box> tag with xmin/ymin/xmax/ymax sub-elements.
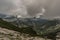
<box><xmin>0</xmin><ymin>27</ymin><xmax>52</xmax><ymax>40</ymax></box>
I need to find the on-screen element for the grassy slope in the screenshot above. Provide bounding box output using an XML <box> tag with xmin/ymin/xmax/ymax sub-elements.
<box><xmin>0</xmin><ymin>18</ymin><xmax>59</xmax><ymax>39</ymax></box>
<box><xmin>0</xmin><ymin>18</ymin><xmax>37</xmax><ymax>36</ymax></box>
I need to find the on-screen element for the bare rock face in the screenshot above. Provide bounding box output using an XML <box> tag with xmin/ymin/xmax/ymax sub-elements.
<box><xmin>0</xmin><ymin>27</ymin><xmax>52</xmax><ymax>40</ymax></box>
<box><xmin>56</xmin><ymin>32</ymin><xmax>60</xmax><ymax>40</ymax></box>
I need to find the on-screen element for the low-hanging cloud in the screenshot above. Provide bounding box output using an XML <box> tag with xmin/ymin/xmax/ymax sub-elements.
<box><xmin>0</xmin><ymin>0</ymin><xmax>60</xmax><ymax>18</ymax></box>
<box><xmin>23</xmin><ymin>0</ymin><xmax>60</xmax><ymax>18</ymax></box>
<box><xmin>0</xmin><ymin>0</ymin><xmax>47</xmax><ymax>18</ymax></box>
<box><xmin>0</xmin><ymin>0</ymin><xmax>28</xmax><ymax>17</ymax></box>
<box><xmin>23</xmin><ymin>0</ymin><xmax>46</xmax><ymax>17</ymax></box>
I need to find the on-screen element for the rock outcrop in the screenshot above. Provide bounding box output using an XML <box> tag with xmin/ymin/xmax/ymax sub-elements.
<box><xmin>0</xmin><ymin>27</ymin><xmax>52</xmax><ymax>40</ymax></box>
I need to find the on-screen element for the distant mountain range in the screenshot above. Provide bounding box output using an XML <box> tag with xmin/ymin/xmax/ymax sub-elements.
<box><xmin>0</xmin><ymin>13</ymin><xmax>17</xmax><ymax>22</ymax></box>
<box><xmin>0</xmin><ymin>14</ymin><xmax>7</xmax><ymax>18</ymax></box>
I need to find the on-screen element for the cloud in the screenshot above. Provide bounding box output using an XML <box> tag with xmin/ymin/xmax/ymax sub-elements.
<box><xmin>0</xmin><ymin>0</ymin><xmax>28</xmax><ymax>17</ymax></box>
<box><xmin>23</xmin><ymin>0</ymin><xmax>60</xmax><ymax>18</ymax></box>
<box><xmin>23</xmin><ymin>0</ymin><xmax>46</xmax><ymax>16</ymax></box>
<box><xmin>44</xmin><ymin>0</ymin><xmax>60</xmax><ymax>18</ymax></box>
<box><xmin>0</xmin><ymin>0</ymin><xmax>60</xmax><ymax>18</ymax></box>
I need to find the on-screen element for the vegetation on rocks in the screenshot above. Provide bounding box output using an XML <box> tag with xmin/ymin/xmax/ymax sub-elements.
<box><xmin>0</xmin><ymin>18</ymin><xmax>60</xmax><ymax>40</ymax></box>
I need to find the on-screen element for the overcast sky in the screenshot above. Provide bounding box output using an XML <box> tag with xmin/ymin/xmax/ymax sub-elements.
<box><xmin>0</xmin><ymin>0</ymin><xmax>28</xmax><ymax>17</ymax></box>
<box><xmin>0</xmin><ymin>0</ymin><xmax>60</xmax><ymax>18</ymax></box>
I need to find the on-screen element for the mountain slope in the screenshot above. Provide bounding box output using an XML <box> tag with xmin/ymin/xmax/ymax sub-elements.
<box><xmin>0</xmin><ymin>27</ymin><xmax>50</xmax><ymax>40</ymax></box>
<box><xmin>0</xmin><ymin>18</ymin><xmax>60</xmax><ymax>40</ymax></box>
<box><xmin>0</xmin><ymin>18</ymin><xmax>37</xmax><ymax>36</ymax></box>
